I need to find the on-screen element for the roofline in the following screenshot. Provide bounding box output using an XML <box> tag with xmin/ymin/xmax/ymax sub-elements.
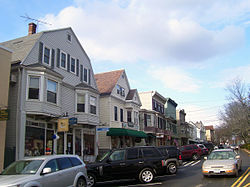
<box><xmin>95</xmin><ymin>69</ymin><xmax>125</xmax><ymax>75</ymax></box>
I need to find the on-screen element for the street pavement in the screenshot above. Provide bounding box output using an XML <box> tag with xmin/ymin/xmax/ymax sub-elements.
<box><xmin>95</xmin><ymin>149</ymin><xmax>250</xmax><ymax>187</ymax></box>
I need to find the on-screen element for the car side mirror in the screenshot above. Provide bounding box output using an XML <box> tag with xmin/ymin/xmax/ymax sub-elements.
<box><xmin>235</xmin><ymin>155</ymin><xmax>240</xmax><ymax>159</ymax></box>
<box><xmin>41</xmin><ymin>168</ymin><xmax>51</xmax><ymax>175</ymax></box>
<box><xmin>204</xmin><ymin>157</ymin><xmax>207</xmax><ymax>160</ymax></box>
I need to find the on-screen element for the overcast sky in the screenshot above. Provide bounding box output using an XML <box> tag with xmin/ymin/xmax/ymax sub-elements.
<box><xmin>1</xmin><ymin>0</ymin><xmax>250</xmax><ymax>127</ymax></box>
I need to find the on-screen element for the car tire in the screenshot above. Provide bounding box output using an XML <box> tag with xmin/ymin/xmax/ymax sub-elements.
<box><xmin>167</xmin><ymin>162</ymin><xmax>177</xmax><ymax>174</ymax></box>
<box><xmin>87</xmin><ymin>173</ymin><xmax>96</xmax><ymax>187</ymax></box>
<box><xmin>192</xmin><ymin>154</ymin><xmax>199</xmax><ymax>161</ymax></box>
<box><xmin>76</xmin><ymin>177</ymin><xmax>87</xmax><ymax>187</ymax></box>
<box><xmin>139</xmin><ymin>168</ymin><xmax>154</xmax><ymax>183</ymax></box>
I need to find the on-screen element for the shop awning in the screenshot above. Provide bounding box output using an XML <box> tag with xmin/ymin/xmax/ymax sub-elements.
<box><xmin>107</xmin><ymin>128</ymin><xmax>148</xmax><ymax>138</ymax></box>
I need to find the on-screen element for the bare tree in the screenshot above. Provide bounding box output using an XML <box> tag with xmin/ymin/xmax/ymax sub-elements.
<box><xmin>219</xmin><ymin>79</ymin><xmax>250</xmax><ymax>144</ymax></box>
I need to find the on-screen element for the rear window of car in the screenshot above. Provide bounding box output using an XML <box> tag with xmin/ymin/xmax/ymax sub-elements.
<box><xmin>69</xmin><ymin>157</ymin><xmax>82</xmax><ymax>166</ymax></box>
<box><xmin>57</xmin><ymin>158</ymin><xmax>72</xmax><ymax>170</ymax></box>
<box><xmin>142</xmin><ymin>147</ymin><xmax>161</xmax><ymax>158</ymax></box>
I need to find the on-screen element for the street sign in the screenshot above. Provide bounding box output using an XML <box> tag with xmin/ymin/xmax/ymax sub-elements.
<box><xmin>97</xmin><ymin>127</ymin><xmax>110</xmax><ymax>131</ymax></box>
<box><xmin>69</xmin><ymin>117</ymin><xmax>77</xmax><ymax>125</ymax></box>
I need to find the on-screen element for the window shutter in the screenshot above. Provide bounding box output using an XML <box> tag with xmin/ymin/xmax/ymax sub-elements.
<box><xmin>80</xmin><ymin>65</ymin><xmax>83</xmax><ymax>82</ymax></box>
<box><xmin>88</xmin><ymin>69</ymin><xmax>91</xmax><ymax>85</ymax></box>
<box><xmin>76</xmin><ymin>59</ymin><xmax>79</xmax><ymax>77</ymax></box>
<box><xmin>67</xmin><ymin>54</ymin><xmax>70</xmax><ymax>72</ymax></box>
<box><xmin>51</xmin><ymin>49</ymin><xmax>55</xmax><ymax>69</ymax></box>
<box><xmin>56</xmin><ymin>48</ymin><xmax>60</xmax><ymax>68</ymax></box>
<box><xmin>38</xmin><ymin>42</ymin><xmax>43</xmax><ymax>63</ymax></box>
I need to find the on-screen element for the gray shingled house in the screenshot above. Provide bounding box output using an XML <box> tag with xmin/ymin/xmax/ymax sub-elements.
<box><xmin>1</xmin><ymin>23</ymin><xmax>100</xmax><ymax>165</ymax></box>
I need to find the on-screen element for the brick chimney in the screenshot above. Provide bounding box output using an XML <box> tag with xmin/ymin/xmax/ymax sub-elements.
<box><xmin>28</xmin><ymin>23</ymin><xmax>37</xmax><ymax>35</ymax></box>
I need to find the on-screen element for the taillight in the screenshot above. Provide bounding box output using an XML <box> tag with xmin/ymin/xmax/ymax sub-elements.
<box><xmin>179</xmin><ymin>154</ymin><xmax>182</xmax><ymax>160</ymax></box>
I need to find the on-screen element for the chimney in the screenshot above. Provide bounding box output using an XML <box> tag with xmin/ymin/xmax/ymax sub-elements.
<box><xmin>28</xmin><ymin>22</ymin><xmax>37</xmax><ymax>35</ymax></box>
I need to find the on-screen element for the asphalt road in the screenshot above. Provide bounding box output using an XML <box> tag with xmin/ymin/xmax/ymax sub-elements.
<box><xmin>95</xmin><ymin>149</ymin><xmax>250</xmax><ymax>187</ymax></box>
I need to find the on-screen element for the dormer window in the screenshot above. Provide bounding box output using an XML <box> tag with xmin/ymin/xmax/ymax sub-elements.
<box><xmin>44</xmin><ymin>47</ymin><xmax>50</xmax><ymax>65</ymax></box>
<box><xmin>71</xmin><ymin>57</ymin><xmax>76</xmax><ymax>73</ymax></box>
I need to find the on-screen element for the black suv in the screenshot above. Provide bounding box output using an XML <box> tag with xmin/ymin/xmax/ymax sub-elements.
<box><xmin>157</xmin><ymin>146</ymin><xmax>182</xmax><ymax>174</ymax></box>
<box><xmin>87</xmin><ymin>146</ymin><xmax>171</xmax><ymax>187</ymax></box>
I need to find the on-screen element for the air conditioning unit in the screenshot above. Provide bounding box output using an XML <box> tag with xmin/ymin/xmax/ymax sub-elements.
<box><xmin>10</xmin><ymin>74</ymin><xmax>17</xmax><ymax>83</ymax></box>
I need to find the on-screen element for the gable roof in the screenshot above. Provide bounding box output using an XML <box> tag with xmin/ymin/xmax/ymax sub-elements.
<box><xmin>0</xmin><ymin>32</ymin><xmax>42</xmax><ymax>64</ymax></box>
<box><xmin>126</xmin><ymin>89</ymin><xmax>136</xmax><ymax>100</ymax></box>
<box><xmin>94</xmin><ymin>69</ymin><xmax>124</xmax><ymax>96</ymax></box>
<box><xmin>0</xmin><ymin>27</ymin><xmax>91</xmax><ymax>64</ymax></box>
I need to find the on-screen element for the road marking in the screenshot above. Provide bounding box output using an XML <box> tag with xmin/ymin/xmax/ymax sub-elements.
<box><xmin>231</xmin><ymin>167</ymin><xmax>250</xmax><ymax>187</ymax></box>
<box><xmin>184</xmin><ymin>161</ymin><xmax>195</xmax><ymax>167</ymax></box>
<box><xmin>183</xmin><ymin>161</ymin><xmax>187</xmax><ymax>165</ymax></box>
<box><xmin>191</xmin><ymin>160</ymin><xmax>201</xmax><ymax>166</ymax></box>
<box><xmin>243</xmin><ymin>183</ymin><xmax>249</xmax><ymax>187</ymax></box>
<box><xmin>236</xmin><ymin>171</ymin><xmax>249</xmax><ymax>187</ymax></box>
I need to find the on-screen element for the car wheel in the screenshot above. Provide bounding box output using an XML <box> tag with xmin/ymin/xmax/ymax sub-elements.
<box><xmin>76</xmin><ymin>177</ymin><xmax>87</xmax><ymax>187</ymax></box>
<box><xmin>167</xmin><ymin>162</ymin><xmax>177</xmax><ymax>174</ymax></box>
<box><xmin>139</xmin><ymin>168</ymin><xmax>154</xmax><ymax>183</ymax></box>
<box><xmin>192</xmin><ymin>154</ymin><xmax>199</xmax><ymax>161</ymax></box>
<box><xmin>87</xmin><ymin>173</ymin><xmax>96</xmax><ymax>187</ymax></box>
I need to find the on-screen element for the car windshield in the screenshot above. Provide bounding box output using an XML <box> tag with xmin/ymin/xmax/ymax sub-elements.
<box><xmin>1</xmin><ymin>160</ymin><xmax>43</xmax><ymax>175</ymax></box>
<box><xmin>208</xmin><ymin>151</ymin><xmax>236</xmax><ymax>160</ymax></box>
<box><xmin>96</xmin><ymin>150</ymin><xmax>111</xmax><ymax>162</ymax></box>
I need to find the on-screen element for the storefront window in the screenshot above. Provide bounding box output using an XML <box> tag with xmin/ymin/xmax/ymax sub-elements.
<box><xmin>57</xmin><ymin>132</ymin><xmax>64</xmax><ymax>154</ymax></box>
<box><xmin>46</xmin><ymin>129</ymin><xmax>54</xmax><ymax>155</ymax></box>
<box><xmin>25</xmin><ymin>126</ymin><xmax>45</xmax><ymax>156</ymax></box>
<box><xmin>75</xmin><ymin>130</ymin><xmax>82</xmax><ymax>156</ymax></box>
<box><xmin>84</xmin><ymin>134</ymin><xmax>94</xmax><ymax>155</ymax></box>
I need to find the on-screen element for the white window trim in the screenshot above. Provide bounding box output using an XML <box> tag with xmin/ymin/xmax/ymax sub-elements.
<box><xmin>60</xmin><ymin>50</ymin><xmax>67</xmax><ymax>70</ymax></box>
<box><xmin>70</xmin><ymin>57</ymin><xmax>76</xmax><ymax>74</ymax></box>
<box><xmin>26</xmin><ymin>74</ymin><xmax>42</xmax><ymax>101</ymax></box>
<box><xmin>46</xmin><ymin>78</ymin><xmax>59</xmax><ymax>106</ymax></box>
<box><xmin>43</xmin><ymin>46</ymin><xmax>51</xmax><ymax>66</ymax></box>
<box><xmin>75</xmin><ymin>93</ymin><xmax>86</xmax><ymax>113</ymax></box>
<box><xmin>89</xmin><ymin>95</ymin><xmax>97</xmax><ymax>115</ymax></box>
<box><xmin>83</xmin><ymin>68</ymin><xmax>88</xmax><ymax>83</ymax></box>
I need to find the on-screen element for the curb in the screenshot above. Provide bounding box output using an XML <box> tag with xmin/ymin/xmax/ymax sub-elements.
<box><xmin>242</xmin><ymin>149</ymin><xmax>250</xmax><ymax>155</ymax></box>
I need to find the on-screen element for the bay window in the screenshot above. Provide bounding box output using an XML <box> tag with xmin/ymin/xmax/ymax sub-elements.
<box><xmin>90</xmin><ymin>96</ymin><xmax>97</xmax><ymax>114</ymax></box>
<box><xmin>47</xmin><ymin>80</ymin><xmax>57</xmax><ymax>104</ymax></box>
<box><xmin>28</xmin><ymin>76</ymin><xmax>40</xmax><ymax>100</ymax></box>
<box><xmin>77</xmin><ymin>94</ymin><xmax>85</xmax><ymax>112</ymax></box>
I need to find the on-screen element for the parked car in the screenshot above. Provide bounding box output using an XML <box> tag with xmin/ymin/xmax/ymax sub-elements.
<box><xmin>218</xmin><ymin>144</ymin><xmax>225</xmax><ymax>149</ymax></box>
<box><xmin>202</xmin><ymin>149</ymin><xmax>242</xmax><ymax>177</ymax></box>
<box><xmin>0</xmin><ymin>155</ymin><xmax>88</xmax><ymax>187</ymax></box>
<box><xmin>203</xmin><ymin>143</ymin><xmax>214</xmax><ymax>154</ymax></box>
<box><xmin>180</xmin><ymin>144</ymin><xmax>203</xmax><ymax>160</ymax></box>
<box><xmin>230</xmin><ymin>144</ymin><xmax>239</xmax><ymax>150</ymax></box>
<box><xmin>197</xmin><ymin>144</ymin><xmax>209</xmax><ymax>155</ymax></box>
<box><xmin>157</xmin><ymin>146</ymin><xmax>183</xmax><ymax>173</ymax></box>
<box><xmin>87</xmin><ymin>146</ymin><xmax>171</xmax><ymax>187</ymax></box>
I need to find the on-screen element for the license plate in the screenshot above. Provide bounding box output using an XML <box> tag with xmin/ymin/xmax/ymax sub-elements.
<box><xmin>214</xmin><ymin>169</ymin><xmax>220</xmax><ymax>173</ymax></box>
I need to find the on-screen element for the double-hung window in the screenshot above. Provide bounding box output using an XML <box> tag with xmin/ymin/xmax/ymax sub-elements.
<box><xmin>44</xmin><ymin>47</ymin><xmax>50</xmax><ymax>65</ymax></box>
<box><xmin>71</xmin><ymin>58</ymin><xmax>76</xmax><ymax>73</ymax></box>
<box><xmin>84</xmin><ymin>68</ymin><xmax>87</xmax><ymax>82</ymax></box>
<box><xmin>47</xmin><ymin>80</ymin><xmax>57</xmax><ymax>104</ymax></box>
<box><xmin>120</xmin><ymin>108</ymin><xmax>123</xmax><ymax>122</ymax></box>
<box><xmin>28</xmin><ymin>76</ymin><xmax>40</xmax><ymax>100</ymax></box>
<box><xmin>77</xmin><ymin>94</ymin><xmax>85</xmax><ymax>112</ymax></box>
<box><xmin>90</xmin><ymin>96</ymin><xmax>97</xmax><ymax>114</ymax></box>
<box><xmin>60</xmin><ymin>52</ymin><xmax>66</xmax><ymax>69</ymax></box>
<box><xmin>114</xmin><ymin>106</ymin><xmax>118</xmax><ymax>121</ymax></box>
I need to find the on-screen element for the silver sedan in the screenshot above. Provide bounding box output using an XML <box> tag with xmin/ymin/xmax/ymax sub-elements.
<box><xmin>202</xmin><ymin>149</ymin><xmax>242</xmax><ymax>177</ymax></box>
<box><xmin>0</xmin><ymin>155</ymin><xmax>88</xmax><ymax>187</ymax></box>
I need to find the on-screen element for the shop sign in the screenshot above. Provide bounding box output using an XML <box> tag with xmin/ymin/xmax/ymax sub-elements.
<box><xmin>57</xmin><ymin>118</ymin><xmax>69</xmax><ymax>132</ymax></box>
<box><xmin>97</xmin><ymin>127</ymin><xmax>110</xmax><ymax>131</ymax></box>
<box><xmin>0</xmin><ymin>109</ymin><xmax>9</xmax><ymax>121</ymax></box>
<box><xmin>69</xmin><ymin>117</ymin><xmax>77</xmax><ymax>125</ymax></box>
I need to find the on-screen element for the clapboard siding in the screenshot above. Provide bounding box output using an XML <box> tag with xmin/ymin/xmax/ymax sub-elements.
<box><xmin>6</xmin><ymin>72</ymin><xmax>19</xmax><ymax>148</ymax></box>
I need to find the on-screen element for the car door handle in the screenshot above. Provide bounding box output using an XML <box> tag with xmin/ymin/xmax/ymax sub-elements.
<box><xmin>120</xmin><ymin>163</ymin><xmax>126</xmax><ymax>166</ymax></box>
<box><xmin>139</xmin><ymin>161</ymin><xmax>144</xmax><ymax>164</ymax></box>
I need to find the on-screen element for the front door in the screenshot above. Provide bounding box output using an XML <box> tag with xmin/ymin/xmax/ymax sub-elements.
<box><xmin>66</xmin><ymin>134</ymin><xmax>73</xmax><ymax>154</ymax></box>
<box><xmin>74</xmin><ymin>128</ymin><xmax>84</xmax><ymax>159</ymax></box>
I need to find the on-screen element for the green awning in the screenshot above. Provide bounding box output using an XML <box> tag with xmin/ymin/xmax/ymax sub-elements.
<box><xmin>107</xmin><ymin>128</ymin><xmax>148</xmax><ymax>138</ymax></box>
